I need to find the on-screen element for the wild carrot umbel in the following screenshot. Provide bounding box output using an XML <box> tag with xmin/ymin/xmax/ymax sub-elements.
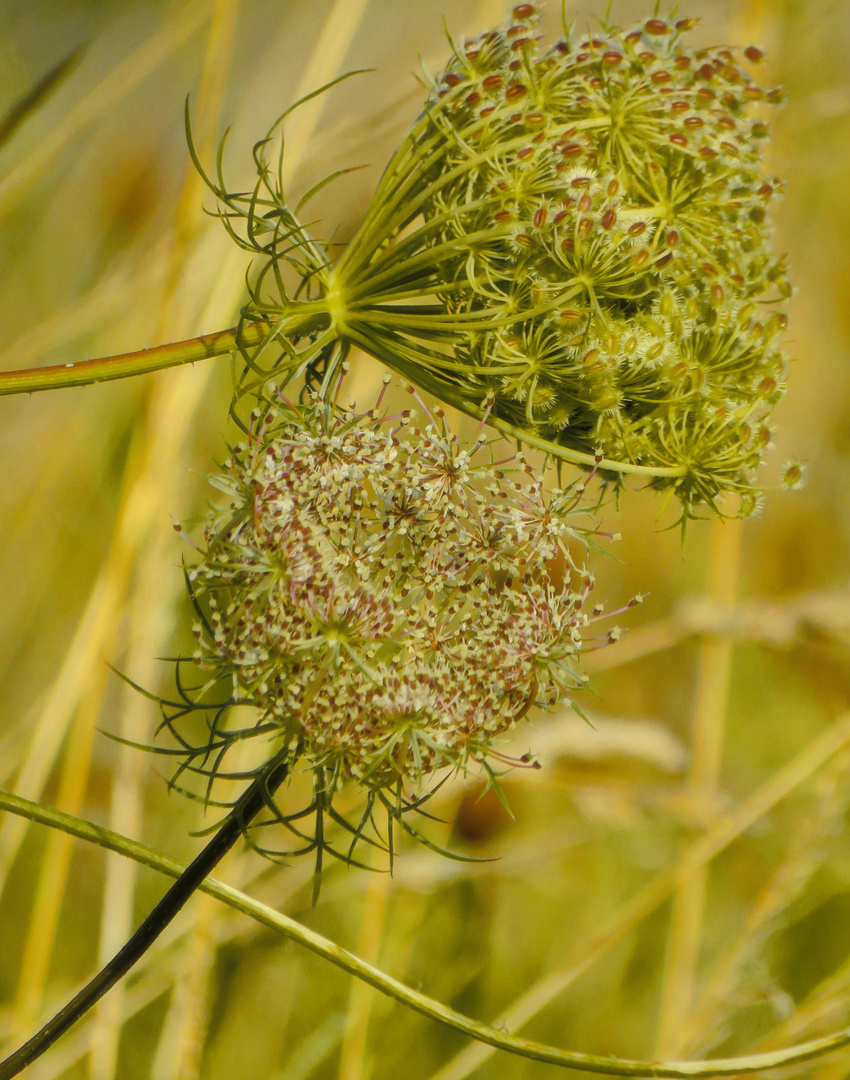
<box><xmin>163</xmin><ymin>375</ymin><xmax>621</xmax><ymax>871</ymax></box>
<box><xmin>192</xmin><ymin>6</ymin><xmax>790</xmax><ymax>521</ymax></box>
<box><xmin>0</xmin><ymin>9</ymin><xmax>792</xmax><ymax>519</ymax></box>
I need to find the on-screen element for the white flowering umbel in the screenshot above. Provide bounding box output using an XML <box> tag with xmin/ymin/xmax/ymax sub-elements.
<box><xmin>179</xmin><ymin>382</ymin><xmax>613</xmax><ymax>865</ymax></box>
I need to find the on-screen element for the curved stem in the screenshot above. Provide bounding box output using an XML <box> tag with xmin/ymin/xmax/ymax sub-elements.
<box><xmin>0</xmin><ymin>757</ymin><xmax>289</xmax><ymax>1080</ymax></box>
<box><xmin>2</xmin><ymin>731</ymin><xmax>850</xmax><ymax>1079</ymax></box>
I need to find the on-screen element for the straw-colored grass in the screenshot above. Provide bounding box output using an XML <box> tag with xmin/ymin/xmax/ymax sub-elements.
<box><xmin>1</xmin><ymin>2</ymin><xmax>850</xmax><ymax>1078</ymax></box>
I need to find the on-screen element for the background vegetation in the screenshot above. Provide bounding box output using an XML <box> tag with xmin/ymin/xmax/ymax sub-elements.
<box><xmin>1</xmin><ymin>0</ymin><xmax>849</xmax><ymax>1078</ymax></box>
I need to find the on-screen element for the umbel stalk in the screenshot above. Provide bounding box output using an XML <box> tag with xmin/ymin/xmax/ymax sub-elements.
<box><xmin>0</xmin><ymin>756</ymin><xmax>289</xmax><ymax>1080</ymax></box>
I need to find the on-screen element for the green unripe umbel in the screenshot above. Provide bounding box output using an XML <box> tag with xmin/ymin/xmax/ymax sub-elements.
<box><xmin>331</xmin><ymin>7</ymin><xmax>789</xmax><ymax>518</ymax></box>
<box><xmin>203</xmin><ymin>6</ymin><xmax>790</xmax><ymax>521</ymax></box>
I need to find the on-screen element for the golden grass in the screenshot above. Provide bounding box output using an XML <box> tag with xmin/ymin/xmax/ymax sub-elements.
<box><xmin>1</xmin><ymin>2</ymin><xmax>850</xmax><ymax>1079</ymax></box>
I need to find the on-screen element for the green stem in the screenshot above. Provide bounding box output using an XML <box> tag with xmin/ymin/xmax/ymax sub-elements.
<box><xmin>0</xmin><ymin>758</ymin><xmax>289</xmax><ymax>1080</ymax></box>
<box><xmin>0</xmin><ymin>324</ymin><xmax>245</xmax><ymax>397</ymax></box>
<box><xmin>0</xmin><ymin>303</ymin><xmax>332</xmax><ymax>397</ymax></box>
<box><xmin>1</xmin><ymin>783</ymin><xmax>850</xmax><ymax>1077</ymax></box>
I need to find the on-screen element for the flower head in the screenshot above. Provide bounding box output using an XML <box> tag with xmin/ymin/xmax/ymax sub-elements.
<box><xmin>332</xmin><ymin>7</ymin><xmax>789</xmax><ymax>518</ymax></box>
<box><xmin>202</xmin><ymin>8</ymin><xmax>789</xmax><ymax>523</ymax></box>
<box><xmin>172</xmin><ymin>381</ymin><xmax>610</xmax><ymax>865</ymax></box>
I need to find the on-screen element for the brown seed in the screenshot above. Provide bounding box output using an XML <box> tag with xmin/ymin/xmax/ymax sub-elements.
<box><xmin>628</xmin><ymin>221</ymin><xmax>647</xmax><ymax>237</ymax></box>
<box><xmin>650</xmin><ymin>70</ymin><xmax>672</xmax><ymax>83</ymax></box>
<box><xmin>601</xmin><ymin>209</ymin><xmax>616</xmax><ymax>230</ymax></box>
<box><xmin>669</xmin><ymin>133</ymin><xmax>688</xmax><ymax>146</ymax></box>
<box><xmin>656</xmin><ymin>251</ymin><xmax>673</xmax><ymax>268</ymax></box>
<box><xmin>666</xmin><ymin>230</ymin><xmax>680</xmax><ymax>247</ymax></box>
<box><xmin>505</xmin><ymin>83</ymin><xmax>527</xmax><ymax>101</ymax></box>
<box><xmin>744</xmin><ymin>45</ymin><xmax>764</xmax><ymax>62</ymax></box>
<box><xmin>513</xmin><ymin>3</ymin><xmax>536</xmax><ymax>17</ymax></box>
<box><xmin>482</xmin><ymin>74</ymin><xmax>503</xmax><ymax>91</ymax></box>
<box><xmin>533</xmin><ymin>205</ymin><xmax>548</xmax><ymax>228</ymax></box>
<box><xmin>603</xmin><ymin>51</ymin><xmax>623</xmax><ymax>65</ymax></box>
<box><xmin>444</xmin><ymin>72</ymin><xmax>463</xmax><ymax>86</ymax></box>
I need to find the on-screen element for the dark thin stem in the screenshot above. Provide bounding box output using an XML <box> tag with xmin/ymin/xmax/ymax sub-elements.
<box><xmin>0</xmin><ymin>756</ymin><xmax>290</xmax><ymax>1080</ymax></box>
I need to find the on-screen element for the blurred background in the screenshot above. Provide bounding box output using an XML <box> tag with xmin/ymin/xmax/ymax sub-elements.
<box><xmin>1</xmin><ymin>0</ymin><xmax>850</xmax><ymax>1078</ymax></box>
